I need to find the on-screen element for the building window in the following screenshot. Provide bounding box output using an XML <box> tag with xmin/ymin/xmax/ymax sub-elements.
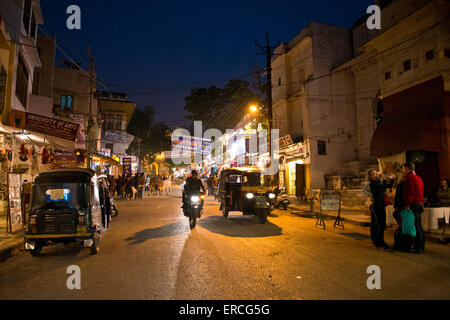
<box><xmin>61</xmin><ymin>95</ymin><xmax>73</xmax><ymax>111</ymax></box>
<box><xmin>403</xmin><ymin>59</ymin><xmax>411</xmax><ymax>72</ymax></box>
<box><xmin>425</xmin><ymin>50</ymin><xmax>434</xmax><ymax>61</ymax></box>
<box><xmin>114</xmin><ymin>115</ymin><xmax>122</xmax><ymax>131</ymax></box>
<box><xmin>317</xmin><ymin>140</ymin><xmax>326</xmax><ymax>155</ymax></box>
<box><xmin>278</xmin><ymin>78</ymin><xmax>282</xmax><ymax>86</ymax></box>
<box><xmin>384</xmin><ymin>71</ymin><xmax>391</xmax><ymax>80</ymax></box>
<box><xmin>23</xmin><ymin>0</ymin><xmax>31</xmax><ymax>34</ymax></box>
<box><xmin>15</xmin><ymin>54</ymin><xmax>29</xmax><ymax>108</ymax></box>
<box><xmin>445</xmin><ymin>49</ymin><xmax>450</xmax><ymax>58</ymax></box>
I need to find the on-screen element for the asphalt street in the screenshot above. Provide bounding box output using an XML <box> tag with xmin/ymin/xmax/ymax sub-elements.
<box><xmin>0</xmin><ymin>188</ymin><xmax>449</xmax><ymax>300</ymax></box>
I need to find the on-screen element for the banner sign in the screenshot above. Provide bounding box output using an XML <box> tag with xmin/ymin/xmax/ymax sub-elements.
<box><xmin>50</xmin><ymin>151</ymin><xmax>76</xmax><ymax>169</ymax></box>
<box><xmin>122</xmin><ymin>157</ymin><xmax>132</xmax><ymax>175</ymax></box>
<box><xmin>71</xmin><ymin>114</ymin><xmax>86</xmax><ymax>148</ymax></box>
<box><xmin>7</xmin><ymin>173</ymin><xmax>22</xmax><ymax>233</ymax></box>
<box><xmin>100</xmin><ymin>148</ymin><xmax>111</xmax><ymax>157</ymax></box>
<box><xmin>172</xmin><ymin>135</ymin><xmax>211</xmax><ymax>154</ymax></box>
<box><xmin>25</xmin><ymin>113</ymin><xmax>79</xmax><ymax>141</ymax></box>
<box><xmin>104</xmin><ymin>131</ymin><xmax>125</xmax><ymax>143</ymax></box>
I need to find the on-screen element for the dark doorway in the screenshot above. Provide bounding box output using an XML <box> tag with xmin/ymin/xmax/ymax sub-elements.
<box><xmin>407</xmin><ymin>151</ymin><xmax>439</xmax><ymax>199</ymax></box>
<box><xmin>296</xmin><ymin>164</ymin><xmax>306</xmax><ymax>197</ymax></box>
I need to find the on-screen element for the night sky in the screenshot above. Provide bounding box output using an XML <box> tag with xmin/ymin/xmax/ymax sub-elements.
<box><xmin>40</xmin><ymin>0</ymin><xmax>373</xmax><ymax>128</ymax></box>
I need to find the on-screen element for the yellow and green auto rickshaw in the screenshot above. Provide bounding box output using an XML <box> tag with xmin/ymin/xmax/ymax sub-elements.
<box><xmin>217</xmin><ymin>167</ymin><xmax>276</xmax><ymax>223</ymax></box>
<box><xmin>24</xmin><ymin>169</ymin><xmax>109</xmax><ymax>256</ymax></box>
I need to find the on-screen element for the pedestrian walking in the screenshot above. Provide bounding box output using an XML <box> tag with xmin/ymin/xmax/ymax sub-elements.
<box><xmin>367</xmin><ymin>169</ymin><xmax>390</xmax><ymax>250</ymax></box>
<box><xmin>403</xmin><ymin>162</ymin><xmax>425</xmax><ymax>254</ymax></box>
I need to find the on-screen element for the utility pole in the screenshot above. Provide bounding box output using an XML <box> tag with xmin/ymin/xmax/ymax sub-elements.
<box><xmin>86</xmin><ymin>56</ymin><xmax>95</xmax><ymax>170</ymax></box>
<box><xmin>255</xmin><ymin>33</ymin><xmax>279</xmax><ymax>166</ymax></box>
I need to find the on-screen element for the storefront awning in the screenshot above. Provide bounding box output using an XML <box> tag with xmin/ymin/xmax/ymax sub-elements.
<box><xmin>370</xmin><ymin>103</ymin><xmax>445</xmax><ymax>157</ymax></box>
<box><xmin>92</xmin><ymin>152</ymin><xmax>122</xmax><ymax>167</ymax></box>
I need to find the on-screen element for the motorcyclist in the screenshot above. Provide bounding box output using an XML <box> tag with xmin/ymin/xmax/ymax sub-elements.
<box><xmin>182</xmin><ymin>170</ymin><xmax>206</xmax><ymax>213</ymax></box>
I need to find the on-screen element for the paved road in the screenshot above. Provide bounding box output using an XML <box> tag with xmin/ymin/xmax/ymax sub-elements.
<box><xmin>0</xmin><ymin>191</ymin><xmax>449</xmax><ymax>299</ymax></box>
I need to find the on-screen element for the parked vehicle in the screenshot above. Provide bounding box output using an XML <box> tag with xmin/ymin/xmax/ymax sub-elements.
<box><xmin>24</xmin><ymin>169</ymin><xmax>108</xmax><ymax>256</ymax></box>
<box><xmin>276</xmin><ymin>191</ymin><xmax>290</xmax><ymax>210</ymax></box>
<box><xmin>217</xmin><ymin>167</ymin><xmax>276</xmax><ymax>223</ymax></box>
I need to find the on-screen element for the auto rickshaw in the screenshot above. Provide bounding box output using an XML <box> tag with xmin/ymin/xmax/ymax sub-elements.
<box><xmin>24</xmin><ymin>169</ymin><xmax>108</xmax><ymax>256</ymax></box>
<box><xmin>217</xmin><ymin>167</ymin><xmax>276</xmax><ymax>223</ymax></box>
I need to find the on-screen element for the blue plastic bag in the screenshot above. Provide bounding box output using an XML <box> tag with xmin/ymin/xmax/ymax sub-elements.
<box><xmin>400</xmin><ymin>209</ymin><xmax>416</xmax><ymax>237</ymax></box>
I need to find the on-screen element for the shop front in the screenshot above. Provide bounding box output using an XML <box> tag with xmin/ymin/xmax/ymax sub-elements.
<box><xmin>278</xmin><ymin>139</ymin><xmax>310</xmax><ymax>197</ymax></box>
<box><xmin>371</xmin><ymin>76</ymin><xmax>450</xmax><ymax>199</ymax></box>
<box><xmin>0</xmin><ymin>122</ymin><xmax>78</xmax><ymax>234</ymax></box>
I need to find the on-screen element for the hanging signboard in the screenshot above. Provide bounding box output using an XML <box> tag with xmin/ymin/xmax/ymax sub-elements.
<box><xmin>50</xmin><ymin>150</ymin><xmax>76</xmax><ymax>169</ymax></box>
<box><xmin>24</xmin><ymin>113</ymin><xmax>79</xmax><ymax>141</ymax></box>
<box><xmin>279</xmin><ymin>135</ymin><xmax>293</xmax><ymax>148</ymax></box>
<box><xmin>7</xmin><ymin>173</ymin><xmax>22</xmax><ymax>233</ymax></box>
<box><xmin>122</xmin><ymin>157</ymin><xmax>132</xmax><ymax>175</ymax></box>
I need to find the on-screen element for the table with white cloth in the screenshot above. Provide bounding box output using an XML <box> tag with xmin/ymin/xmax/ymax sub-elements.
<box><xmin>422</xmin><ymin>207</ymin><xmax>450</xmax><ymax>231</ymax></box>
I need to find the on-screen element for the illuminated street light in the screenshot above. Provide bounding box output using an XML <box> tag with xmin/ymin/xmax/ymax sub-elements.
<box><xmin>249</xmin><ymin>104</ymin><xmax>258</xmax><ymax>113</ymax></box>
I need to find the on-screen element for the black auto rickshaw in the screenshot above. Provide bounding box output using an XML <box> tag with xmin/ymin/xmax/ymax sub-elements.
<box><xmin>217</xmin><ymin>167</ymin><xmax>276</xmax><ymax>223</ymax></box>
<box><xmin>24</xmin><ymin>169</ymin><xmax>108</xmax><ymax>256</ymax></box>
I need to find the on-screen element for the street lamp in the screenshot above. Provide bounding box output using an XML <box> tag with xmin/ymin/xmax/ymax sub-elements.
<box><xmin>249</xmin><ymin>104</ymin><xmax>258</xmax><ymax>113</ymax></box>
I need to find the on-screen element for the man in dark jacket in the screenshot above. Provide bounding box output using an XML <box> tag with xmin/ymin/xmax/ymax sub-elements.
<box><xmin>368</xmin><ymin>169</ymin><xmax>390</xmax><ymax>250</ymax></box>
<box><xmin>403</xmin><ymin>162</ymin><xmax>425</xmax><ymax>254</ymax></box>
<box><xmin>182</xmin><ymin>170</ymin><xmax>206</xmax><ymax>212</ymax></box>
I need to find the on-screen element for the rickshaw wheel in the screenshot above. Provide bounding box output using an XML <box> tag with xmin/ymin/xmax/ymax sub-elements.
<box><xmin>258</xmin><ymin>210</ymin><xmax>268</xmax><ymax>223</ymax></box>
<box><xmin>30</xmin><ymin>242</ymin><xmax>43</xmax><ymax>257</ymax></box>
<box><xmin>221</xmin><ymin>203</ymin><xmax>229</xmax><ymax>218</ymax></box>
<box><xmin>90</xmin><ymin>233</ymin><xmax>100</xmax><ymax>254</ymax></box>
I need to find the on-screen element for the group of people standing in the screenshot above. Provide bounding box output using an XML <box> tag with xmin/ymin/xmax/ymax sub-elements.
<box><xmin>108</xmin><ymin>173</ymin><xmax>146</xmax><ymax>200</ymax></box>
<box><xmin>365</xmin><ymin>162</ymin><xmax>425</xmax><ymax>254</ymax></box>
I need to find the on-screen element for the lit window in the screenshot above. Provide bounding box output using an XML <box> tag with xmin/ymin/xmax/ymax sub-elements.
<box><xmin>61</xmin><ymin>95</ymin><xmax>73</xmax><ymax>111</ymax></box>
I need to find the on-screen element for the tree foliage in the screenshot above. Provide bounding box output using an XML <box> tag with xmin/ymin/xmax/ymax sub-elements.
<box><xmin>126</xmin><ymin>105</ymin><xmax>171</xmax><ymax>161</ymax></box>
<box><xmin>184</xmin><ymin>79</ymin><xmax>263</xmax><ymax>132</ymax></box>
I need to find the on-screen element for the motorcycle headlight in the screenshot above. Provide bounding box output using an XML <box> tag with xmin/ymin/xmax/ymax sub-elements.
<box><xmin>246</xmin><ymin>193</ymin><xmax>254</xmax><ymax>199</ymax></box>
<box><xmin>190</xmin><ymin>195</ymin><xmax>200</xmax><ymax>203</ymax></box>
<box><xmin>268</xmin><ymin>193</ymin><xmax>276</xmax><ymax>199</ymax></box>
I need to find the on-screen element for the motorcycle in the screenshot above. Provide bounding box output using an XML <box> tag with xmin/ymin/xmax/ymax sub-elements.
<box><xmin>110</xmin><ymin>196</ymin><xmax>119</xmax><ymax>217</ymax></box>
<box><xmin>184</xmin><ymin>192</ymin><xmax>205</xmax><ymax>229</ymax></box>
<box><xmin>275</xmin><ymin>191</ymin><xmax>290</xmax><ymax>210</ymax></box>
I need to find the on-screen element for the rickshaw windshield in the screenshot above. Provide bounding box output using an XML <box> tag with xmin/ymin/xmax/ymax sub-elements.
<box><xmin>31</xmin><ymin>183</ymin><xmax>88</xmax><ymax>211</ymax></box>
<box><xmin>243</xmin><ymin>173</ymin><xmax>272</xmax><ymax>186</ymax></box>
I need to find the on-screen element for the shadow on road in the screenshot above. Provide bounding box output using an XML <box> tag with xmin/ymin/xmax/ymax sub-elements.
<box><xmin>125</xmin><ymin>221</ymin><xmax>189</xmax><ymax>245</ymax></box>
<box><xmin>198</xmin><ymin>215</ymin><xmax>283</xmax><ymax>237</ymax></box>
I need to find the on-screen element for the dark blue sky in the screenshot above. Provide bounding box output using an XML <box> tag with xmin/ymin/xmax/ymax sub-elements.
<box><xmin>40</xmin><ymin>0</ymin><xmax>372</xmax><ymax>127</ymax></box>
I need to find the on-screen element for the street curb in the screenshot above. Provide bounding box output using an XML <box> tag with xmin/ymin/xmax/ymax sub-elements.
<box><xmin>0</xmin><ymin>240</ymin><xmax>24</xmax><ymax>263</ymax></box>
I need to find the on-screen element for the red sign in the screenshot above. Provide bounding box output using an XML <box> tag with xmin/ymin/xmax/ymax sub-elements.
<box><xmin>279</xmin><ymin>135</ymin><xmax>293</xmax><ymax>148</ymax></box>
<box><xmin>50</xmin><ymin>151</ymin><xmax>76</xmax><ymax>169</ymax></box>
<box><xmin>25</xmin><ymin>113</ymin><xmax>79</xmax><ymax>141</ymax></box>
